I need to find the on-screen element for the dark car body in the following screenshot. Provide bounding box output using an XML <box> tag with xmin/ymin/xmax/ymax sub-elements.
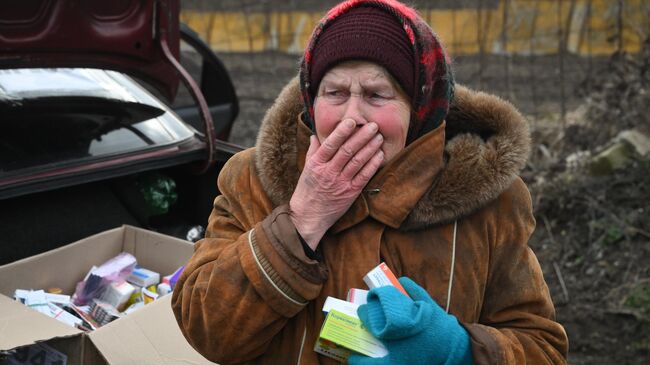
<box><xmin>0</xmin><ymin>0</ymin><xmax>243</xmax><ymax>264</ymax></box>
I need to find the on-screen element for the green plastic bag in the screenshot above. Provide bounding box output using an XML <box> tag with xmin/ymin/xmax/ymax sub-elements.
<box><xmin>139</xmin><ymin>173</ymin><xmax>178</xmax><ymax>216</ymax></box>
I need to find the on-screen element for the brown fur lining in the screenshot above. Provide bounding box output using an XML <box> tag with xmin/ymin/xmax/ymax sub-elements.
<box><xmin>254</xmin><ymin>76</ymin><xmax>531</xmax><ymax>228</ymax></box>
<box><xmin>254</xmin><ymin>79</ymin><xmax>303</xmax><ymax>206</ymax></box>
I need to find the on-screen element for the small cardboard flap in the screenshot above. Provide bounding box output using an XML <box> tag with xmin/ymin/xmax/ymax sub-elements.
<box><xmin>88</xmin><ymin>295</ymin><xmax>213</xmax><ymax>364</ymax></box>
<box><xmin>121</xmin><ymin>225</ymin><xmax>195</xmax><ymax>276</ymax></box>
<box><xmin>0</xmin><ymin>227</ymin><xmax>125</xmax><ymax>296</ymax></box>
<box><xmin>0</xmin><ymin>295</ymin><xmax>81</xmax><ymax>351</ymax></box>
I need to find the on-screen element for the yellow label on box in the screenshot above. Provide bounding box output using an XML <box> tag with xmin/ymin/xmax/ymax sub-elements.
<box><xmin>319</xmin><ymin>309</ymin><xmax>388</xmax><ymax>358</ymax></box>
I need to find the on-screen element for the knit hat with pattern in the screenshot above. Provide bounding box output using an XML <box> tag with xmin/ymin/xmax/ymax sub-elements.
<box><xmin>300</xmin><ymin>0</ymin><xmax>455</xmax><ymax>143</ymax></box>
<box><xmin>308</xmin><ymin>6</ymin><xmax>416</xmax><ymax>101</ymax></box>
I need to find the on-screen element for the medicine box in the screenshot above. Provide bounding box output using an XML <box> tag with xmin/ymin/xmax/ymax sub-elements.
<box><xmin>314</xmin><ymin>296</ymin><xmax>388</xmax><ymax>361</ymax></box>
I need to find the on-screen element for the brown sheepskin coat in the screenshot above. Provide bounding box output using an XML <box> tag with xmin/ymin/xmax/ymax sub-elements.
<box><xmin>172</xmin><ymin>77</ymin><xmax>569</xmax><ymax>364</ymax></box>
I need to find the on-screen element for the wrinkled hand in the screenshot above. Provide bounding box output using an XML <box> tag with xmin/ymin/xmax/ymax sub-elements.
<box><xmin>348</xmin><ymin>277</ymin><xmax>473</xmax><ymax>365</ymax></box>
<box><xmin>290</xmin><ymin>119</ymin><xmax>384</xmax><ymax>249</ymax></box>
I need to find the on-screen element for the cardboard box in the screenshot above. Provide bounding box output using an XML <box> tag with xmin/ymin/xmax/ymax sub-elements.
<box><xmin>0</xmin><ymin>225</ymin><xmax>215</xmax><ymax>364</ymax></box>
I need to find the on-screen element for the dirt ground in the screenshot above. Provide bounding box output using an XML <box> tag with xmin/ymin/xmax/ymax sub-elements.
<box><xmin>529</xmin><ymin>161</ymin><xmax>650</xmax><ymax>364</ymax></box>
<box><xmin>218</xmin><ymin>51</ymin><xmax>606</xmax><ymax>148</ymax></box>
<box><xmin>199</xmin><ymin>45</ymin><xmax>649</xmax><ymax>363</ymax></box>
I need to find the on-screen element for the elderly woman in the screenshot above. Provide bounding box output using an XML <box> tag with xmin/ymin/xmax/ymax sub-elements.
<box><xmin>172</xmin><ymin>0</ymin><xmax>568</xmax><ymax>364</ymax></box>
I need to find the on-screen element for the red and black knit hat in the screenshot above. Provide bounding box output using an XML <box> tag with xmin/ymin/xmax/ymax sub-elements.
<box><xmin>299</xmin><ymin>0</ymin><xmax>455</xmax><ymax>143</ymax></box>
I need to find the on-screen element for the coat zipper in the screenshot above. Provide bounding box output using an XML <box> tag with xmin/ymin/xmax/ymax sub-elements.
<box><xmin>297</xmin><ymin>323</ymin><xmax>307</xmax><ymax>365</ymax></box>
<box><xmin>445</xmin><ymin>220</ymin><xmax>458</xmax><ymax>313</ymax></box>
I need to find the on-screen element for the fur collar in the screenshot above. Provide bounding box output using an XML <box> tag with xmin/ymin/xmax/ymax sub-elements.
<box><xmin>254</xmin><ymin>76</ymin><xmax>530</xmax><ymax>229</ymax></box>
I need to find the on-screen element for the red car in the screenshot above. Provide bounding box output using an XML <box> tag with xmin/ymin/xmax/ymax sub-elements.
<box><xmin>0</xmin><ymin>0</ymin><xmax>243</xmax><ymax>264</ymax></box>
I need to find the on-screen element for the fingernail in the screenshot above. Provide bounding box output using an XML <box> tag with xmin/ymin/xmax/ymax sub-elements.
<box><xmin>344</xmin><ymin>119</ymin><xmax>355</xmax><ymax>129</ymax></box>
<box><xmin>368</xmin><ymin>122</ymin><xmax>378</xmax><ymax>132</ymax></box>
<box><xmin>373</xmin><ymin>134</ymin><xmax>383</xmax><ymax>145</ymax></box>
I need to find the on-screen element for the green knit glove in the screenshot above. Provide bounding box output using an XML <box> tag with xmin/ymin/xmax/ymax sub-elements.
<box><xmin>348</xmin><ymin>277</ymin><xmax>473</xmax><ymax>365</ymax></box>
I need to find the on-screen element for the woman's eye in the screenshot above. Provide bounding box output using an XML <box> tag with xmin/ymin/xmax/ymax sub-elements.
<box><xmin>368</xmin><ymin>92</ymin><xmax>392</xmax><ymax>103</ymax></box>
<box><xmin>321</xmin><ymin>90</ymin><xmax>351</xmax><ymax>104</ymax></box>
<box><xmin>323</xmin><ymin>89</ymin><xmax>346</xmax><ymax>98</ymax></box>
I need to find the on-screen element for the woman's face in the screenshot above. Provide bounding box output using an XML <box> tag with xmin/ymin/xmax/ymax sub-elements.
<box><xmin>314</xmin><ymin>61</ymin><xmax>411</xmax><ymax>166</ymax></box>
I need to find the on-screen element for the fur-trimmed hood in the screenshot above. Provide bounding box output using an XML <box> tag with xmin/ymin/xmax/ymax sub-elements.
<box><xmin>255</xmin><ymin>76</ymin><xmax>531</xmax><ymax>229</ymax></box>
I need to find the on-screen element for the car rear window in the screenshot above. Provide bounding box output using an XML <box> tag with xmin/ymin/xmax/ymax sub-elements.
<box><xmin>0</xmin><ymin>69</ymin><xmax>195</xmax><ymax>175</ymax></box>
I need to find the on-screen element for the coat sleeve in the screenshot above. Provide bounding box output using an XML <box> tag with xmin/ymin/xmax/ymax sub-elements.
<box><xmin>171</xmin><ymin>149</ymin><xmax>328</xmax><ymax>364</ymax></box>
<box><xmin>464</xmin><ymin>178</ymin><xmax>569</xmax><ymax>364</ymax></box>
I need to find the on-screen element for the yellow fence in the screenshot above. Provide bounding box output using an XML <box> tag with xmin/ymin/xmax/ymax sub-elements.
<box><xmin>181</xmin><ymin>0</ymin><xmax>649</xmax><ymax>55</ymax></box>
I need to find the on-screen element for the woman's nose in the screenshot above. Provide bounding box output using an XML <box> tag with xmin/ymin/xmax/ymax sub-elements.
<box><xmin>342</xmin><ymin>94</ymin><xmax>366</xmax><ymax>125</ymax></box>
